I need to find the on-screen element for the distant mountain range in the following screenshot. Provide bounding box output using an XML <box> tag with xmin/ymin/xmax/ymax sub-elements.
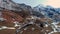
<box><xmin>33</xmin><ymin>4</ymin><xmax>60</xmax><ymax>22</ymax></box>
<box><xmin>0</xmin><ymin>0</ymin><xmax>60</xmax><ymax>22</ymax></box>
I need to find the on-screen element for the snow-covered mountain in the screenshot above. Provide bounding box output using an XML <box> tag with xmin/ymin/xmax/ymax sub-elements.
<box><xmin>0</xmin><ymin>1</ymin><xmax>60</xmax><ymax>34</ymax></box>
<box><xmin>33</xmin><ymin>4</ymin><xmax>60</xmax><ymax>22</ymax></box>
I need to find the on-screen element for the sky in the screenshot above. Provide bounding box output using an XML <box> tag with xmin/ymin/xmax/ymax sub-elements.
<box><xmin>12</xmin><ymin>0</ymin><xmax>46</xmax><ymax>7</ymax></box>
<box><xmin>45</xmin><ymin>0</ymin><xmax>60</xmax><ymax>8</ymax></box>
<box><xmin>12</xmin><ymin>0</ymin><xmax>60</xmax><ymax>8</ymax></box>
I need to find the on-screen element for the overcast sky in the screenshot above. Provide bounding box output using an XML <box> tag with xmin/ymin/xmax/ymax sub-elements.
<box><xmin>12</xmin><ymin>0</ymin><xmax>60</xmax><ymax>8</ymax></box>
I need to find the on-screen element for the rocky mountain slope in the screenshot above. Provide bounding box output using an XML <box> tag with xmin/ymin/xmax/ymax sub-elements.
<box><xmin>0</xmin><ymin>0</ymin><xmax>60</xmax><ymax>34</ymax></box>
